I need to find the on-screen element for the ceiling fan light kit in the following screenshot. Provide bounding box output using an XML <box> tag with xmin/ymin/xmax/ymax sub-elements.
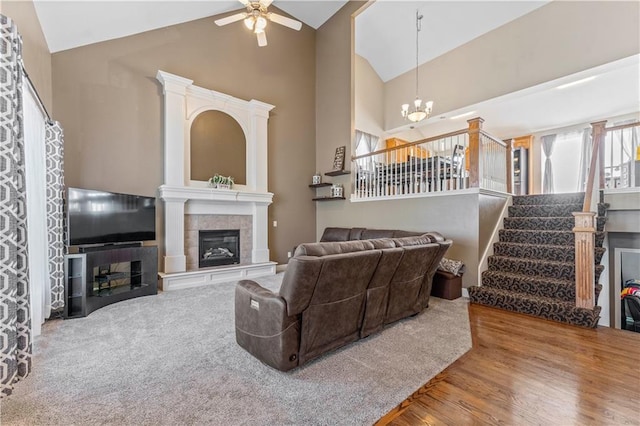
<box><xmin>401</xmin><ymin>10</ymin><xmax>434</xmax><ymax>124</ymax></box>
<box><xmin>215</xmin><ymin>0</ymin><xmax>302</xmax><ymax>47</ymax></box>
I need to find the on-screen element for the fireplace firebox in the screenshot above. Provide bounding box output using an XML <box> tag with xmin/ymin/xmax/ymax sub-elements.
<box><xmin>199</xmin><ymin>230</ymin><xmax>240</xmax><ymax>268</ymax></box>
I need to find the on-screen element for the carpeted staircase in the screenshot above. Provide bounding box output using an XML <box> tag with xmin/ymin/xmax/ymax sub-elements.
<box><xmin>468</xmin><ymin>192</ymin><xmax>606</xmax><ymax>328</ymax></box>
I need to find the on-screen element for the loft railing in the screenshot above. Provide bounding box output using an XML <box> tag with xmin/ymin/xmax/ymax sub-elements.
<box><xmin>479</xmin><ymin>132</ymin><xmax>509</xmax><ymax>193</ymax></box>
<box><xmin>574</xmin><ymin>120</ymin><xmax>640</xmax><ymax>310</ymax></box>
<box><xmin>351</xmin><ymin>117</ymin><xmax>511</xmax><ymax>201</ymax></box>
<box><xmin>601</xmin><ymin>121</ymin><xmax>640</xmax><ymax>190</ymax></box>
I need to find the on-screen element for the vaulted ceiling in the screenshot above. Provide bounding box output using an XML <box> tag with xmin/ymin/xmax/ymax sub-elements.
<box><xmin>34</xmin><ymin>0</ymin><xmax>547</xmax><ymax>83</ymax></box>
<box><xmin>32</xmin><ymin>1</ymin><xmax>639</xmax><ymax>137</ymax></box>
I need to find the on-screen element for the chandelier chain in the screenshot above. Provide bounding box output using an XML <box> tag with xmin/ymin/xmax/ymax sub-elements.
<box><xmin>415</xmin><ymin>11</ymin><xmax>422</xmax><ymax>98</ymax></box>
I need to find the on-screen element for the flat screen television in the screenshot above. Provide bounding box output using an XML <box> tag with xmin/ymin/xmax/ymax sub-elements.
<box><xmin>66</xmin><ymin>187</ymin><xmax>156</xmax><ymax>246</ymax></box>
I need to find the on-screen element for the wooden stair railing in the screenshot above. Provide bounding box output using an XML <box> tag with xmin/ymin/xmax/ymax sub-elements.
<box><xmin>573</xmin><ymin>121</ymin><xmax>606</xmax><ymax>309</ymax></box>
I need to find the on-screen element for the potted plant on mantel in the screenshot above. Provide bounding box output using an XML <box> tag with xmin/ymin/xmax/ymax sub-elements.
<box><xmin>208</xmin><ymin>174</ymin><xmax>234</xmax><ymax>190</ymax></box>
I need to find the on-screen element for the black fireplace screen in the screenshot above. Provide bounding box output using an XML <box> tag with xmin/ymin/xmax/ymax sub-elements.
<box><xmin>199</xmin><ymin>229</ymin><xmax>240</xmax><ymax>268</ymax></box>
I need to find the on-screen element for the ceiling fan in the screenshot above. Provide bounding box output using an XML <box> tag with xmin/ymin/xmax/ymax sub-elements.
<box><xmin>214</xmin><ymin>0</ymin><xmax>302</xmax><ymax>47</ymax></box>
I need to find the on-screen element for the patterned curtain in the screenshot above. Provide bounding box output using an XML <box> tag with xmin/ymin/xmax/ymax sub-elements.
<box><xmin>46</xmin><ymin>122</ymin><xmax>65</xmax><ymax>310</ymax></box>
<box><xmin>0</xmin><ymin>14</ymin><xmax>32</xmax><ymax>397</ymax></box>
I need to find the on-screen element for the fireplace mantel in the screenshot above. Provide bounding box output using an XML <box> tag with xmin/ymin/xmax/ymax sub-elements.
<box><xmin>156</xmin><ymin>70</ymin><xmax>276</xmax><ymax>288</ymax></box>
<box><xmin>158</xmin><ymin>185</ymin><xmax>273</xmax><ymax>206</ymax></box>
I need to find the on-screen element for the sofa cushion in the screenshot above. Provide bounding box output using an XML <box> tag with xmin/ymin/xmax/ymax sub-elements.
<box><xmin>392</xmin><ymin>230</ymin><xmax>424</xmax><ymax>238</ymax></box>
<box><xmin>361</xmin><ymin>229</ymin><xmax>397</xmax><ymax>239</ymax></box>
<box><xmin>298</xmin><ymin>249</ymin><xmax>382</xmax><ymax>364</ymax></box>
<box><xmin>385</xmin><ymin>243</ymin><xmax>442</xmax><ymax>324</ymax></box>
<box><xmin>294</xmin><ymin>240</ymin><xmax>375</xmax><ymax>257</ymax></box>
<box><xmin>422</xmin><ymin>231</ymin><xmax>445</xmax><ymax>242</ymax></box>
<box><xmin>278</xmin><ymin>257</ymin><xmax>323</xmax><ymax>316</ymax></box>
<box><xmin>438</xmin><ymin>257</ymin><xmax>465</xmax><ymax>276</ymax></box>
<box><xmin>319</xmin><ymin>227</ymin><xmax>351</xmax><ymax>242</ymax></box>
<box><xmin>393</xmin><ymin>235</ymin><xmax>436</xmax><ymax>247</ymax></box>
<box><xmin>349</xmin><ymin>227</ymin><xmax>366</xmax><ymax>240</ymax></box>
<box><xmin>368</xmin><ymin>238</ymin><xmax>397</xmax><ymax>249</ymax></box>
<box><xmin>361</xmin><ymin>247</ymin><xmax>404</xmax><ymax>338</ymax></box>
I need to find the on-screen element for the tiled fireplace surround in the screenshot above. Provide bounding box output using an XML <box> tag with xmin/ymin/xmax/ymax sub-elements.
<box><xmin>185</xmin><ymin>214</ymin><xmax>252</xmax><ymax>270</ymax></box>
<box><xmin>157</xmin><ymin>71</ymin><xmax>276</xmax><ymax>291</ymax></box>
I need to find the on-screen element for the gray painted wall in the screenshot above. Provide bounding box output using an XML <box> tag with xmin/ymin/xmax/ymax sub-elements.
<box><xmin>316</xmin><ymin>193</ymin><xmax>481</xmax><ymax>287</ymax></box>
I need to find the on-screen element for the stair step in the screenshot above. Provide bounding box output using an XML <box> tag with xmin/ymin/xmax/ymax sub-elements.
<box><xmin>487</xmin><ymin>256</ymin><xmax>573</xmax><ymax>281</ymax></box>
<box><xmin>498</xmin><ymin>229</ymin><xmax>605</xmax><ymax>247</ymax></box>
<box><xmin>493</xmin><ymin>242</ymin><xmax>606</xmax><ymax>264</ymax></box>
<box><xmin>503</xmin><ymin>216</ymin><xmax>607</xmax><ymax>232</ymax></box>
<box><xmin>487</xmin><ymin>256</ymin><xmax>604</xmax><ymax>282</ymax></box>
<box><xmin>598</xmin><ymin>203</ymin><xmax>610</xmax><ymax>217</ymax></box>
<box><xmin>508</xmin><ymin>203</ymin><xmax>583</xmax><ymax>218</ymax></box>
<box><xmin>481</xmin><ymin>271</ymin><xmax>604</xmax><ymax>305</ymax></box>
<box><xmin>512</xmin><ymin>193</ymin><xmax>584</xmax><ymax>206</ymax></box>
<box><xmin>468</xmin><ymin>286</ymin><xmax>601</xmax><ymax>328</ymax></box>
<box><xmin>482</xmin><ymin>270</ymin><xmax>576</xmax><ymax>302</ymax></box>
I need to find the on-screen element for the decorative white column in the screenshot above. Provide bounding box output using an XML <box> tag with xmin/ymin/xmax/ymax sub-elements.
<box><xmin>156</xmin><ymin>71</ymin><xmax>192</xmax><ymax>273</ymax></box>
<box><xmin>162</xmin><ymin>196</ymin><xmax>187</xmax><ymax>273</ymax></box>
<box><xmin>248</xmin><ymin>100</ymin><xmax>272</xmax><ymax>192</ymax></box>
<box><xmin>156</xmin><ymin>71</ymin><xmax>192</xmax><ymax>186</ymax></box>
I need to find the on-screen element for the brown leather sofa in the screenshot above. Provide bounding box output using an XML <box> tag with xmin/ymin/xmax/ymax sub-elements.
<box><xmin>235</xmin><ymin>230</ymin><xmax>452</xmax><ymax>371</ymax></box>
<box><xmin>319</xmin><ymin>227</ymin><xmax>433</xmax><ymax>242</ymax></box>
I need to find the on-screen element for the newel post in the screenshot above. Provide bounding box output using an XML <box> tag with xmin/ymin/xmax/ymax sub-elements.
<box><xmin>467</xmin><ymin>117</ymin><xmax>484</xmax><ymax>188</ymax></box>
<box><xmin>592</xmin><ymin>121</ymin><xmax>607</xmax><ymax>190</ymax></box>
<box><xmin>504</xmin><ymin>138</ymin><xmax>513</xmax><ymax>194</ymax></box>
<box><xmin>573</xmin><ymin>212</ymin><xmax>596</xmax><ymax>309</ymax></box>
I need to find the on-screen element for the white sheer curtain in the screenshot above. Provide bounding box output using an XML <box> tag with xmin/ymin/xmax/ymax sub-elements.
<box><xmin>541</xmin><ymin>134</ymin><xmax>556</xmax><ymax>194</ymax></box>
<box><xmin>577</xmin><ymin>128</ymin><xmax>591</xmax><ymax>192</ymax></box>
<box><xmin>22</xmin><ymin>81</ymin><xmax>51</xmax><ymax>337</ymax></box>
<box><xmin>355</xmin><ymin>130</ymin><xmax>379</xmax><ymax>170</ymax></box>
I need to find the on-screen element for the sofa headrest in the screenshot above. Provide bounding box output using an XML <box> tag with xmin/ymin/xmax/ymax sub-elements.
<box><xmin>319</xmin><ymin>227</ymin><xmax>448</xmax><ymax>244</ymax></box>
<box><xmin>392</xmin><ymin>230</ymin><xmax>425</xmax><ymax>238</ymax></box>
<box><xmin>367</xmin><ymin>238</ymin><xmax>397</xmax><ymax>249</ymax></box>
<box><xmin>421</xmin><ymin>232</ymin><xmax>445</xmax><ymax>242</ymax></box>
<box><xmin>360</xmin><ymin>229</ymin><xmax>397</xmax><ymax>239</ymax></box>
<box><xmin>393</xmin><ymin>235</ymin><xmax>438</xmax><ymax>247</ymax></box>
<box><xmin>294</xmin><ymin>240</ymin><xmax>375</xmax><ymax>257</ymax></box>
<box><xmin>320</xmin><ymin>227</ymin><xmax>350</xmax><ymax>242</ymax></box>
<box><xmin>349</xmin><ymin>228</ymin><xmax>365</xmax><ymax>240</ymax></box>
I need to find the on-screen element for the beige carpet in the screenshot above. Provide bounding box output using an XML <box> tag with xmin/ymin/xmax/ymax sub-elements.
<box><xmin>1</xmin><ymin>273</ymin><xmax>471</xmax><ymax>425</ymax></box>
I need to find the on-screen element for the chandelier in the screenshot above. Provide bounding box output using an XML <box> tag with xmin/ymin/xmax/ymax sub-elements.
<box><xmin>401</xmin><ymin>11</ymin><xmax>434</xmax><ymax>123</ymax></box>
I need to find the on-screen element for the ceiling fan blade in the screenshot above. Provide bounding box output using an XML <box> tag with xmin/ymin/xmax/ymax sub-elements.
<box><xmin>260</xmin><ymin>0</ymin><xmax>274</xmax><ymax>7</ymax></box>
<box><xmin>238</xmin><ymin>0</ymin><xmax>249</xmax><ymax>5</ymax></box>
<box><xmin>214</xmin><ymin>12</ymin><xmax>247</xmax><ymax>26</ymax></box>
<box><xmin>268</xmin><ymin>12</ymin><xmax>302</xmax><ymax>31</ymax></box>
<box><xmin>256</xmin><ymin>30</ymin><xmax>267</xmax><ymax>47</ymax></box>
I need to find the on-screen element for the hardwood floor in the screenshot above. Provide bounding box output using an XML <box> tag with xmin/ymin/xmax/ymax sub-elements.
<box><xmin>377</xmin><ymin>303</ymin><xmax>640</xmax><ymax>425</ymax></box>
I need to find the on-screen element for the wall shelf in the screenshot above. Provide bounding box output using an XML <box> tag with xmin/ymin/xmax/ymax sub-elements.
<box><xmin>309</xmin><ymin>183</ymin><xmax>332</xmax><ymax>188</ymax></box>
<box><xmin>313</xmin><ymin>196</ymin><xmax>346</xmax><ymax>201</ymax></box>
<box><xmin>324</xmin><ymin>170</ymin><xmax>350</xmax><ymax>177</ymax></box>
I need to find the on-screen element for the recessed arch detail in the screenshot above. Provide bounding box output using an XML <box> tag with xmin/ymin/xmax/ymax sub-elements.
<box><xmin>189</xmin><ymin>109</ymin><xmax>247</xmax><ymax>184</ymax></box>
<box><xmin>156</xmin><ymin>70</ymin><xmax>274</xmax><ymax>192</ymax></box>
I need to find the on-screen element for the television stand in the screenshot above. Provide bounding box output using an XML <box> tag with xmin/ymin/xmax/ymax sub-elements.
<box><xmin>78</xmin><ymin>242</ymin><xmax>142</xmax><ymax>253</ymax></box>
<box><xmin>64</xmin><ymin>245</ymin><xmax>158</xmax><ymax>318</ymax></box>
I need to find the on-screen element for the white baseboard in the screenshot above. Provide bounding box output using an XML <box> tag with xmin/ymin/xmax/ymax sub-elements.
<box><xmin>159</xmin><ymin>262</ymin><xmax>276</xmax><ymax>291</ymax></box>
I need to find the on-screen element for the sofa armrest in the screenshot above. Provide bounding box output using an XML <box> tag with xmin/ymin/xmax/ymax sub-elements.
<box><xmin>235</xmin><ymin>280</ymin><xmax>300</xmax><ymax>371</ymax></box>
